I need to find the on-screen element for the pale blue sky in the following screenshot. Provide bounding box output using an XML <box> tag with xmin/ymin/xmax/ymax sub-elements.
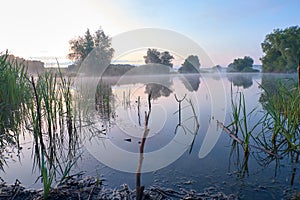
<box><xmin>1</xmin><ymin>0</ymin><xmax>299</xmax><ymax>66</ymax></box>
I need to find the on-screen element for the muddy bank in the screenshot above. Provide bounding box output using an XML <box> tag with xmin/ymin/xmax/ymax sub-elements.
<box><xmin>0</xmin><ymin>176</ymin><xmax>239</xmax><ymax>200</ymax></box>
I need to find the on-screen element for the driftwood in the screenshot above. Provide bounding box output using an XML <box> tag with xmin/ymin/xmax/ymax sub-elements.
<box><xmin>217</xmin><ymin>120</ymin><xmax>282</xmax><ymax>159</ymax></box>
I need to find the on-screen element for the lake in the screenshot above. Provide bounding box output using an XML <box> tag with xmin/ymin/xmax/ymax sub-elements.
<box><xmin>0</xmin><ymin>72</ymin><xmax>299</xmax><ymax>200</ymax></box>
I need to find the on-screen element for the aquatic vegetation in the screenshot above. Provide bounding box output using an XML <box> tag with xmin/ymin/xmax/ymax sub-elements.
<box><xmin>224</xmin><ymin>76</ymin><xmax>299</xmax><ymax>180</ymax></box>
<box><xmin>0</xmin><ymin>51</ymin><xmax>31</xmax><ymax>170</ymax></box>
<box><xmin>259</xmin><ymin>78</ymin><xmax>300</xmax><ymax>159</ymax></box>
<box><xmin>227</xmin><ymin>85</ymin><xmax>261</xmax><ymax>155</ymax></box>
<box><xmin>41</xmin><ymin>150</ymin><xmax>54</xmax><ymax>200</ymax></box>
<box><xmin>29</xmin><ymin>70</ymin><xmax>82</xmax><ymax>199</ymax></box>
<box><xmin>0</xmin><ymin>53</ymin><xmax>83</xmax><ymax>199</ymax></box>
<box><xmin>0</xmin><ymin>52</ymin><xmax>30</xmax><ymax>146</ymax></box>
<box><xmin>95</xmin><ymin>78</ymin><xmax>113</xmax><ymax>120</ymax></box>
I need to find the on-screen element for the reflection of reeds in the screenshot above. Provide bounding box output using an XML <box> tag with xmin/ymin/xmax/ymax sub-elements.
<box><xmin>122</xmin><ymin>89</ymin><xmax>131</xmax><ymax>109</ymax></box>
<box><xmin>227</xmin><ymin>85</ymin><xmax>260</xmax><ymax>155</ymax></box>
<box><xmin>229</xmin><ymin>85</ymin><xmax>241</xmax><ymax>136</ymax></box>
<box><xmin>258</xmin><ymin>78</ymin><xmax>299</xmax><ymax>184</ymax></box>
<box><xmin>224</xmin><ymin>85</ymin><xmax>267</xmax><ymax>177</ymax></box>
<box><xmin>95</xmin><ymin>79</ymin><xmax>113</xmax><ymax>122</ymax></box>
<box><xmin>0</xmin><ymin>53</ymin><xmax>82</xmax><ymax>198</ymax></box>
<box><xmin>218</xmin><ymin>121</ymin><xmax>281</xmax><ymax>158</ymax></box>
<box><xmin>259</xmin><ymin>79</ymin><xmax>300</xmax><ymax>155</ymax></box>
<box><xmin>224</xmin><ymin>78</ymin><xmax>299</xmax><ymax>180</ymax></box>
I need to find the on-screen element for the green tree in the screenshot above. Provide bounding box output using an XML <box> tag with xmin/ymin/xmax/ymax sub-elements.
<box><xmin>227</xmin><ymin>56</ymin><xmax>257</xmax><ymax>72</ymax></box>
<box><xmin>68</xmin><ymin>28</ymin><xmax>114</xmax><ymax>64</ymax></box>
<box><xmin>160</xmin><ymin>51</ymin><xmax>174</xmax><ymax>67</ymax></box>
<box><xmin>261</xmin><ymin>26</ymin><xmax>300</xmax><ymax>73</ymax></box>
<box><xmin>178</xmin><ymin>55</ymin><xmax>200</xmax><ymax>73</ymax></box>
<box><xmin>143</xmin><ymin>49</ymin><xmax>174</xmax><ymax>67</ymax></box>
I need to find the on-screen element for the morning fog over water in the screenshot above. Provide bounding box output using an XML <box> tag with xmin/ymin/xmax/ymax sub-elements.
<box><xmin>1</xmin><ymin>71</ymin><xmax>298</xmax><ymax>200</ymax></box>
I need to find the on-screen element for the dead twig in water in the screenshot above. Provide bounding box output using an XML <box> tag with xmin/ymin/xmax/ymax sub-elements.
<box><xmin>136</xmin><ymin>92</ymin><xmax>152</xmax><ymax>200</ymax></box>
<box><xmin>217</xmin><ymin>120</ymin><xmax>282</xmax><ymax>159</ymax></box>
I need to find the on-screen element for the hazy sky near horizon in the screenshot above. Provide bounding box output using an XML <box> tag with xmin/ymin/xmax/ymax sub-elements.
<box><xmin>1</xmin><ymin>0</ymin><xmax>299</xmax><ymax>66</ymax></box>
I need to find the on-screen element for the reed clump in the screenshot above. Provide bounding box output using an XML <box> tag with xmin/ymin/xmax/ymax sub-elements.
<box><xmin>224</xmin><ymin>76</ymin><xmax>299</xmax><ymax>173</ymax></box>
<box><xmin>0</xmin><ymin>51</ymin><xmax>30</xmax><ymax>148</ymax></box>
<box><xmin>29</xmin><ymin>69</ymin><xmax>82</xmax><ymax>199</ymax></box>
<box><xmin>259</xmin><ymin>78</ymin><xmax>300</xmax><ymax>158</ymax></box>
<box><xmin>227</xmin><ymin>85</ymin><xmax>261</xmax><ymax>156</ymax></box>
<box><xmin>0</xmin><ymin>51</ymin><xmax>83</xmax><ymax>199</ymax></box>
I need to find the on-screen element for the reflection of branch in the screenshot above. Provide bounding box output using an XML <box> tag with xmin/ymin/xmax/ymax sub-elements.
<box><xmin>137</xmin><ymin>96</ymin><xmax>141</xmax><ymax>126</ymax></box>
<box><xmin>136</xmin><ymin>92</ymin><xmax>151</xmax><ymax>200</ymax></box>
<box><xmin>291</xmin><ymin>153</ymin><xmax>299</xmax><ymax>185</ymax></box>
<box><xmin>217</xmin><ymin>120</ymin><xmax>282</xmax><ymax>159</ymax></box>
<box><xmin>174</xmin><ymin>94</ymin><xmax>187</xmax><ymax>125</ymax></box>
<box><xmin>174</xmin><ymin>98</ymin><xmax>200</xmax><ymax>154</ymax></box>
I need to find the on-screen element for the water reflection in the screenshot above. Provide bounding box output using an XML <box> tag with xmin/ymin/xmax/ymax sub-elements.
<box><xmin>145</xmin><ymin>83</ymin><xmax>172</xmax><ymax>100</ymax></box>
<box><xmin>259</xmin><ymin>74</ymin><xmax>297</xmax><ymax>104</ymax></box>
<box><xmin>228</xmin><ymin>140</ymin><xmax>249</xmax><ymax>178</ymax></box>
<box><xmin>95</xmin><ymin>79</ymin><xmax>115</xmax><ymax>123</ymax></box>
<box><xmin>257</xmin><ymin>74</ymin><xmax>299</xmax><ymax>187</ymax></box>
<box><xmin>227</xmin><ymin>73</ymin><xmax>255</xmax><ymax>89</ymax></box>
<box><xmin>180</xmin><ymin>74</ymin><xmax>201</xmax><ymax>92</ymax></box>
<box><xmin>2</xmin><ymin>72</ymin><xmax>300</xmax><ymax>199</ymax></box>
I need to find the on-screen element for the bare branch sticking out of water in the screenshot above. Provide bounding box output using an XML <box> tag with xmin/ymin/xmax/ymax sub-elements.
<box><xmin>136</xmin><ymin>92</ymin><xmax>152</xmax><ymax>200</ymax></box>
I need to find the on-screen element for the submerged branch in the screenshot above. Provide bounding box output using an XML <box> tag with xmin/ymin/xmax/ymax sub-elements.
<box><xmin>217</xmin><ymin>120</ymin><xmax>282</xmax><ymax>159</ymax></box>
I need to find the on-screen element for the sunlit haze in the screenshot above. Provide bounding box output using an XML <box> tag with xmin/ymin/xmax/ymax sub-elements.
<box><xmin>1</xmin><ymin>0</ymin><xmax>299</xmax><ymax>67</ymax></box>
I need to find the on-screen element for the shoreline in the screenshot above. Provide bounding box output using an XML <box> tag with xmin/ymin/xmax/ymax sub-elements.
<box><xmin>0</xmin><ymin>176</ymin><xmax>238</xmax><ymax>200</ymax></box>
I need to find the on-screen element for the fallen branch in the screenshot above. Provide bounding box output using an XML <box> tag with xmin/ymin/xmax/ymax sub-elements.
<box><xmin>217</xmin><ymin>120</ymin><xmax>282</xmax><ymax>159</ymax></box>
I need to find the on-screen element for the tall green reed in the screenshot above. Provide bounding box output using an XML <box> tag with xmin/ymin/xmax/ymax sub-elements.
<box><xmin>227</xmin><ymin>85</ymin><xmax>261</xmax><ymax>155</ymax></box>
<box><xmin>0</xmin><ymin>52</ymin><xmax>83</xmax><ymax>198</ymax></box>
<box><xmin>29</xmin><ymin>69</ymin><xmax>82</xmax><ymax>197</ymax></box>
<box><xmin>0</xmin><ymin>51</ymin><xmax>30</xmax><ymax>146</ymax></box>
<box><xmin>0</xmin><ymin>51</ymin><xmax>31</xmax><ymax>172</ymax></box>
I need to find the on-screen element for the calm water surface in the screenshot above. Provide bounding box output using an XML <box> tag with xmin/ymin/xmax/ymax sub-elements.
<box><xmin>1</xmin><ymin>72</ymin><xmax>299</xmax><ymax>200</ymax></box>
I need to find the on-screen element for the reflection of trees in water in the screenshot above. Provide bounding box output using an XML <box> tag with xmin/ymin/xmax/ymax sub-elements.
<box><xmin>143</xmin><ymin>76</ymin><xmax>173</xmax><ymax>100</ymax></box>
<box><xmin>259</xmin><ymin>74</ymin><xmax>297</xmax><ymax>104</ymax></box>
<box><xmin>249</xmin><ymin>74</ymin><xmax>299</xmax><ymax>185</ymax></box>
<box><xmin>227</xmin><ymin>74</ymin><xmax>254</xmax><ymax>89</ymax></box>
<box><xmin>180</xmin><ymin>75</ymin><xmax>201</xmax><ymax>92</ymax></box>
<box><xmin>95</xmin><ymin>80</ymin><xmax>115</xmax><ymax>122</ymax></box>
<box><xmin>144</xmin><ymin>83</ymin><xmax>172</xmax><ymax>100</ymax></box>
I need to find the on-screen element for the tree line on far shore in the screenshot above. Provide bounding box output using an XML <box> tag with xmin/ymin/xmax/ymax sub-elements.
<box><xmin>67</xmin><ymin>26</ymin><xmax>299</xmax><ymax>74</ymax></box>
<box><xmin>6</xmin><ymin>25</ymin><xmax>298</xmax><ymax>75</ymax></box>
